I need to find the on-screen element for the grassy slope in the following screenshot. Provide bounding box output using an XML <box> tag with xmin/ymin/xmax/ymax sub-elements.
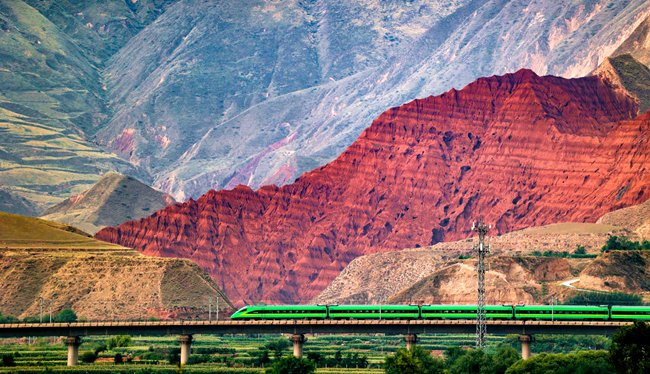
<box><xmin>23</xmin><ymin>0</ymin><xmax>177</xmax><ymax>67</ymax></box>
<box><xmin>607</xmin><ymin>54</ymin><xmax>650</xmax><ymax>114</ymax></box>
<box><xmin>0</xmin><ymin>211</ymin><xmax>233</xmax><ymax>319</ymax></box>
<box><xmin>0</xmin><ymin>210</ymin><xmax>121</xmax><ymax>249</ymax></box>
<box><xmin>0</xmin><ymin>0</ymin><xmax>176</xmax><ymax>214</ymax></box>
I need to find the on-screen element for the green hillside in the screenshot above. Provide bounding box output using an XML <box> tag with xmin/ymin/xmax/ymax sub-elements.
<box><xmin>0</xmin><ymin>0</ymin><xmax>171</xmax><ymax>213</ymax></box>
<box><xmin>23</xmin><ymin>0</ymin><xmax>176</xmax><ymax>65</ymax></box>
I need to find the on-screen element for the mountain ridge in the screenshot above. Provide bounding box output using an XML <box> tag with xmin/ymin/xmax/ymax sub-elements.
<box><xmin>95</xmin><ymin>0</ymin><xmax>650</xmax><ymax>201</ymax></box>
<box><xmin>97</xmin><ymin>70</ymin><xmax>650</xmax><ymax>306</ymax></box>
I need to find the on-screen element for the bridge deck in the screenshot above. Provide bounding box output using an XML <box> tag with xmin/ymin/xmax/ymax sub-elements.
<box><xmin>0</xmin><ymin>319</ymin><xmax>630</xmax><ymax>337</ymax></box>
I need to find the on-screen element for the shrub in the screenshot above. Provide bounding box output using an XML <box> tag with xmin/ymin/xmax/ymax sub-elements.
<box><xmin>385</xmin><ymin>346</ymin><xmax>446</xmax><ymax>374</ymax></box>
<box><xmin>265</xmin><ymin>355</ymin><xmax>315</xmax><ymax>374</ymax></box>
<box><xmin>80</xmin><ymin>351</ymin><xmax>97</xmax><ymax>363</ymax></box>
<box><xmin>1</xmin><ymin>354</ymin><xmax>15</xmax><ymax>367</ymax></box>
<box><xmin>53</xmin><ymin>308</ymin><xmax>77</xmax><ymax>322</ymax></box>
<box><xmin>114</xmin><ymin>353</ymin><xmax>123</xmax><ymax>364</ymax></box>
<box><xmin>564</xmin><ymin>292</ymin><xmax>642</xmax><ymax>306</ymax></box>
<box><xmin>505</xmin><ymin>351</ymin><xmax>613</xmax><ymax>374</ymax></box>
<box><xmin>107</xmin><ymin>335</ymin><xmax>132</xmax><ymax>349</ymax></box>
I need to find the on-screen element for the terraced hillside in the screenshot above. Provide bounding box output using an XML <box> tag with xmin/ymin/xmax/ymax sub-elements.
<box><xmin>0</xmin><ymin>0</ymin><xmax>147</xmax><ymax>213</ymax></box>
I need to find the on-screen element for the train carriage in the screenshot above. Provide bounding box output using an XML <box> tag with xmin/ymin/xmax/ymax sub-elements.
<box><xmin>421</xmin><ymin>305</ymin><xmax>514</xmax><ymax>319</ymax></box>
<box><xmin>514</xmin><ymin>305</ymin><xmax>609</xmax><ymax>320</ymax></box>
<box><xmin>327</xmin><ymin>305</ymin><xmax>419</xmax><ymax>319</ymax></box>
<box><xmin>230</xmin><ymin>305</ymin><xmax>327</xmax><ymax>319</ymax></box>
<box><xmin>610</xmin><ymin>306</ymin><xmax>650</xmax><ymax>320</ymax></box>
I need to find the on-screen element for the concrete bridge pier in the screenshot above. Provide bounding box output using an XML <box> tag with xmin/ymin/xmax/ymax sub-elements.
<box><xmin>179</xmin><ymin>334</ymin><xmax>193</xmax><ymax>365</ymax></box>
<box><xmin>290</xmin><ymin>334</ymin><xmax>307</xmax><ymax>357</ymax></box>
<box><xmin>518</xmin><ymin>334</ymin><xmax>534</xmax><ymax>360</ymax></box>
<box><xmin>404</xmin><ymin>333</ymin><xmax>418</xmax><ymax>351</ymax></box>
<box><xmin>65</xmin><ymin>336</ymin><xmax>81</xmax><ymax>366</ymax></box>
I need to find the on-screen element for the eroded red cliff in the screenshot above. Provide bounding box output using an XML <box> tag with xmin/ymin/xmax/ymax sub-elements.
<box><xmin>96</xmin><ymin>69</ymin><xmax>649</xmax><ymax>306</ymax></box>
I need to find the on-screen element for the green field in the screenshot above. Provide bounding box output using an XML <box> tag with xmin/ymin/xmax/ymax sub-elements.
<box><xmin>0</xmin><ymin>333</ymin><xmax>610</xmax><ymax>373</ymax></box>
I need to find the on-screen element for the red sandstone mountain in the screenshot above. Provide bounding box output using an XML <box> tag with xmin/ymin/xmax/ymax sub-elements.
<box><xmin>96</xmin><ymin>69</ymin><xmax>650</xmax><ymax>306</ymax></box>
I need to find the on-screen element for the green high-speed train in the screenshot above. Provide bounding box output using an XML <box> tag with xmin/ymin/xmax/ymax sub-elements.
<box><xmin>230</xmin><ymin>304</ymin><xmax>650</xmax><ymax>321</ymax></box>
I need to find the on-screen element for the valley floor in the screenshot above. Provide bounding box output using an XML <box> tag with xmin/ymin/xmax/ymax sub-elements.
<box><xmin>0</xmin><ymin>333</ymin><xmax>609</xmax><ymax>373</ymax></box>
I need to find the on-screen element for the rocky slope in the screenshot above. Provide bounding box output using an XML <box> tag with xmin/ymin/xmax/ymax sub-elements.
<box><xmin>597</xmin><ymin>198</ymin><xmax>650</xmax><ymax>240</ymax></box>
<box><xmin>612</xmin><ymin>15</ymin><xmax>650</xmax><ymax>66</ymax></box>
<box><xmin>97</xmin><ymin>70</ymin><xmax>650</xmax><ymax>306</ymax></box>
<box><xmin>312</xmin><ymin>221</ymin><xmax>634</xmax><ymax>305</ymax></box>
<box><xmin>316</xmin><ymin>195</ymin><xmax>650</xmax><ymax>306</ymax></box>
<box><xmin>97</xmin><ymin>0</ymin><xmax>650</xmax><ymax>201</ymax></box>
<box><xmin>389</xmin><ymin>250</ymin><xmax>650</xmax><ymax>305</ymax></box>
<box><xmin>0</xmin><ymin>188</ymin><xmax>36</xmax><ymax>216</ymax></box>
<box><xmin>387</xmin><ymin>251</ymin><xmax>650</xmax><ymax>305</ymax></box>
<box><xmin>389</xmin><ymin>256</ymin><xmax>583</xmax><ymax>305</ymax></box>
<box><xmin>4</xmin><ymin>0</ymin><xmax>650</xmax><ymax>208</ymax></box>
<box><xmin>596</xmin><ymin>54</ymin><xmax>650</xmax><ymax>113</ymax></box>
<box><xmin>0</xmin><ymin>211</ymin><xmax>233</xmax><ymax>320</ymax></box>
<box><xmin>40</xmin><ymin>172</ymin><xmax>176</xmax><ymax>234</ymax></box>
<box><xmin>578</xmin><ymin>250</ymin><xmax>650</xmax><ymax>292</ymax></box>
<box><xmin>595</xmin><ymin>17</ymin><xmax>650</xmax><ymax>114</ymax></box>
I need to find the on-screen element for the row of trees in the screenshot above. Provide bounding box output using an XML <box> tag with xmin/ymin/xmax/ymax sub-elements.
<box><xmin>0</xmin><ymin>308</ymin><xmax>78</xmax><ymax>323</ymax></box>
<box><xmin>602</xmin><ymin>235</ymin><xmax>650</xmax><ymax>251</ymax></box>
<box><xmin>564</xmin><ymin>291</ymin><xmax>643</xmax><ymax>306</ymax></box>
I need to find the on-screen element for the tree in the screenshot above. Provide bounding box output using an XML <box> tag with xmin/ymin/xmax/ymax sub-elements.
<box><xmin>80</xmin><ymin>351</ymin><xmax>97</xmax><ymax>363</ymax></box>
<box><xmin>601</xmin><ymin>235</ymin><xmax>650</xmax><ymax>252</ymax></box>
<box><xmin>107</xmin><ymin>335</ymin><xmax>132</xmax><ymax>349</ymax></box>
<box><xmin>251</xmin><ymin>348</ymin><xmax>272</xmax><ymax>367</ymax></box>
<box><xmin>264</xmin><ymin>338</ymin><xmax>291</xmax><ymax>360</ymax></box>
<box><xmin>504</xmin><ymin>351</ymin><xmax>613</xmax><ymax>374</ymax></box>
<box><xmin>492</xmin><ymin>345</ymin><xmax>520</xmax><ymax>374</ymax></box>
<box><xmin>450</xmin><ymin>349</ymin><xmax>493</xmax><ymax>374</ymax></box>
<box><xmin>94</xmin><ymin>343</ymin><xmax>107</xmax><ymax>355</ymax></box>
<box><xmin>564</xmin><ymin>292</ymin><xmax>642</xmax><ymax>306</ymax></box>
<box><xmin>265</xmin><ymin>356</ymin><xmax>315</xmax><ymax>374</ymax></box>
<box><xmin>334</xmin><ymin>350</ymin><xmax>343</xmax><ymax>367</ymax></box>
<box><xmin>385</xmin><ymin>347</ymin><xmax>446</xmax><ymax>374</ymax></box>
<box><xmin>574</xmin><ymin>245</ymin><xmax>586</xmax><ymax>255</ymax></box>
<box><xmin>54</xmin><ymin>308</ymin><xmax>77</xmax><ymax>322</ymax></box>
<box><xmin>0</xmin><ymin>312</ymin><xmax>18</xmax><ymax>324</ymax></box>
<box><xmin>1</xmin><ymin>354</ymin><xmax>15</xmax><ymax>367</ymax></box>
<box><xmin>114</xmin><ymin>353</ymin><xmax>123</xmax><ymax>364</ymax></box>
<box><xmin>609</xmin><ymin>321</ymin><xmax>650</xmax><ymax>374</ymax></box>
<box><xmin>306</xmin><ymin>352</ymin><xmax>324</xmax><ymax>367</ymax></box>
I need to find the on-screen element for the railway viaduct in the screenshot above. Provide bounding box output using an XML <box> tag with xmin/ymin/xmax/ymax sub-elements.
<box><xmin>0</xmin><ymin>320</ymin><xmax>630</xmax><ymax>366</ymax></box>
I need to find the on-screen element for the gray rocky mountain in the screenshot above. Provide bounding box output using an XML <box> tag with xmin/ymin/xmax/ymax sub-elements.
<box><xmin>96</xmin><ymin>0</ymin><xmax>650</xmax><ymax>200</ymax></box>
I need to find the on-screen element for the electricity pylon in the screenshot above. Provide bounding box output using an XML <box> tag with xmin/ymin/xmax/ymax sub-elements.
<box><xmin>472</xmin><ymin>221</ymin><xmax>491</xmax><ymax>348</ymax></box>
